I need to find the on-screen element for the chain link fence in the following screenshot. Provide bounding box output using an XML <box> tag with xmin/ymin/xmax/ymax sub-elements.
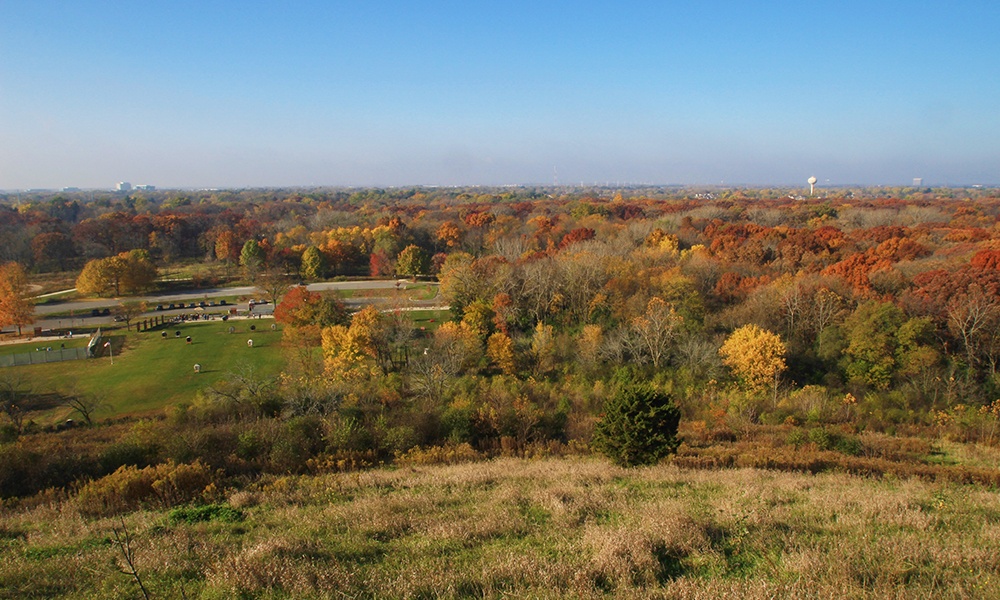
<box><xmin>0</xmin><ymin>346</ymin><xmax>89</xmax><ymax>368</ymax></box>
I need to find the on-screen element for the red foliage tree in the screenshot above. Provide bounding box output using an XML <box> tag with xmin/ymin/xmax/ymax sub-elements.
<box><xmin>558</xmin><ymin>227</ymin><xmax>596</xmax><ymax>249</ymax></box>
<box><xmin>971</xmin><ymin>249</ymin><xmax>1000</xmax><ymax>271</ymax></box>
<box><xmin>369</xmin><ymin>250</ymin><xmax>394</xmax><ymax>277</ymax></box>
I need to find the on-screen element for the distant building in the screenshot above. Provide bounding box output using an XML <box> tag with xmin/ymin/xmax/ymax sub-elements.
<box><xmin>116</xmin><ymin>181</ymin><xmax>132</xmax><ymax>191</ymax></box>
<box><xmin>61</xmin><ymin>187</ymin><xmax>80</xmax><ymax>192</ymax></box>
<box><xmin>913</xmin><ymin>178</ymin><xmax>923</xmax><ymax>187</ymax></box>
<box><xmin>134</xmin><ymin>184</ymin><xmax>156</xmax><ymax>191</ymax></box>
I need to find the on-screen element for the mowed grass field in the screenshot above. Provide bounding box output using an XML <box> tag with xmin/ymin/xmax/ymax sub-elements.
<box><xmin>2</xmin><ymin>456</ymin><xmax>999</xmax><ymax>599</ymax></box>
<box><xmin>8</xmin><ymin>320</ymin><xmax>284</xmax><ymax>423</ymax></box>
<box><xmin>0</xmin><ymin>337</ymin><xmax>90</xmax><ymax>357</ymax></box>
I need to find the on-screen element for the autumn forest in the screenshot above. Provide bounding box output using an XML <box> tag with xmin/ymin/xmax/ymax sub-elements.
<box><xmin>6</xmin><ymin>185</ymin><xmax>1000</xmax><ymax>597</ymax></box>
<box><xmin>3</xmin><ymin>185</ymin><xmax>1000</xmax><ymax>475</ymax></box>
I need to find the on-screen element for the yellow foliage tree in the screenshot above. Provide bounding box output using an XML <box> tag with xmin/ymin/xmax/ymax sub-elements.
<box><xmin>719</xmin><ymin>324</ymin><xmax>787</xmax><ymax>400</ymax></box>
<box><xmin>76</xmin><ymin>257</ymin><xmax>116</xmax><ymax>297</ymax></box>
<box><xmin>486</xmin><ymin>332</ymin><xmax>517</xmax><ymax>376</ymax></box>
<box><xmin>434</xmin><ymin>321</ymin><xmax>483</xmax><ymax>373</ymax></box>
<box><xmin>436</xmin><ymin>221</ymin><xmax>462</xmax><ymax>249</ymax></box>
<box><xmin>461</xmin><ymin>299</ymin><xmax>494</xmax><ymax>341</ymax></box>
<box><xmin>531</xmin><ymin>322</ymin><xmax>557</xmax><ymax>375</ymax></box>
<box><xmin>321</xmin><ymin>306</ymin><xmax>387</xmax><ymax>380</ymax></box>
<box><xmin>76</xmin><ymin>250</ymin><xmax>157</xmax><ymax>297</ymax></box>
<box><xmin>578</xmin><ymin>324</ymin><xmax>603</xmax><ymax>370</ymax></box>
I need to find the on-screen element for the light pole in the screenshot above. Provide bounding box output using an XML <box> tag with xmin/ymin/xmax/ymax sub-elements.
<box><xmin>104</xmin><ymin>341</ymin><xmax>113</xmax><ymax>365</ymax></box>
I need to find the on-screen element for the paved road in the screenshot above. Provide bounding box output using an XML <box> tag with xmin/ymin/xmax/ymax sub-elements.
<box><xmin>7</xmin><ymin>280</ymin><xmax>442</xmax><ymax>335</ymax></box>
<box><xmin>33</xmin><ymin>279</ymin><xmax>418</xmax><ymax>316</ymax></box>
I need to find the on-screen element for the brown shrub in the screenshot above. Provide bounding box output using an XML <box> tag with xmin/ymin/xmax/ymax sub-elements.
<box><xmin>75</xmin><ymin>460</ymin><xmax>216</xmax><ymax>516</ymax></box>
<box><xmin>395</xmin><ymin>442</ymin><xmax>481</xmax><ymax>466</ymax></box>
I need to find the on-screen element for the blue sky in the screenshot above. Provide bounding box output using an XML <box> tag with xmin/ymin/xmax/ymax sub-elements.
<box><xmin>1</xmin><ymin>1</ymin><xmax>998</xmax><ymax>189</ymax></box>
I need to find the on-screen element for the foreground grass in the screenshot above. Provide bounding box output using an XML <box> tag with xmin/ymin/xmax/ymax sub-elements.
<box><xmin>2</xmin><ymin>456</ymin><xmax>998</xmax><ymax>599</ymax></box>
<box><xmin>11</xmin><ymin>320</ymin><xmax>284</xmax><ymax>423</ymax></box>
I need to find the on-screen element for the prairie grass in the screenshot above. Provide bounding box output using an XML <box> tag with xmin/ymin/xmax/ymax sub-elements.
<box><xmin>2</xmin><ymin>455</ymin><xmax>999</xmax><ymax>598</ymax></box>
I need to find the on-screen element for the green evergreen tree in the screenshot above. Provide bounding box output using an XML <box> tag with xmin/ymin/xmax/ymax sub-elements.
<box><xmin>593</xmin><ymin>384</ymin><xmax>681</xmax><ymax>467</ymax></box>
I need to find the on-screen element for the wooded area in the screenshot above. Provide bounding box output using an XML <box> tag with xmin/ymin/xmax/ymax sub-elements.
<box><xmin>3</xmin><ymin>185</ymin><xmax>1000</xmax><ymax>496</ymax></box>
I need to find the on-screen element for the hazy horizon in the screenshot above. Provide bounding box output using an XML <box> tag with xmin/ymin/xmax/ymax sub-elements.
<box><xmin>2</xmin><ymin>2</ymin><xmax>998</xmax><ymax>190</ymax></box>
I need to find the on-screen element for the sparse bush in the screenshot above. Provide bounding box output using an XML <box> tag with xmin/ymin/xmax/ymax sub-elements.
<box><xmin>270</xmin><ymin>416</ymin><xmax>324</xmax><ymax>472</ymax></box>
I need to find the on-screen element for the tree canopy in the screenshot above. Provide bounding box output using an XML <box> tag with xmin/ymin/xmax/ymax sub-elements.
<box><xmin>0</xmin><ymin>262</ymin><xmax>34</xmax><ymax>335</ymax></box>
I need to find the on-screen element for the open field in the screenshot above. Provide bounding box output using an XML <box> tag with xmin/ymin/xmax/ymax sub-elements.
<box><xmin>1</xmin><ymin>455</ymin><xmax>998</xmax><ymax>599</ymax></box>
<box><xmin>6</xmin><ymin>308</ymin><xmax>452</xmax><ymax>425</ymax></box>
<box><xmin>6</xmin><ymin>320</ymin><xmax>285</xmax><ymax>424</ymax></box>
<box><xmin>406</xmin><ymin>308</ymin><xmax>452</xmax><ymax>333</ymax></box>
<box><xmin>335</xmin><ymin>282</ymin><xmax>439</xmax><ymax>301</ymax></box>
<box><xmin>0</xmin><ymin>337</ymin><xmax>90</xmax><ymax>357</ymax></box>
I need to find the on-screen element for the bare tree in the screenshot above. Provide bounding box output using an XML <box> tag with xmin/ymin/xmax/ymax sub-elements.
<box><xmin>206</xmin><ymin>362</ymin><xmax>280</xmax><ymax>417</ymax></box>
<box><xmin>947</xmin><ymin>283</ymin><xmax>1000</xmax><ymax>377</ymax></box>
<box><xmin>63</xmin><ymin>391</ymin><xmax>107</xmax><ymax>425</ymax></box>
<box><xmin>628</xmin><ymin>297</ymin><xmax>683</xmax><ymax>369</ymax></box>
<box><xmin>0</xmin><ymin>373</ymin><xmax>29</xmax><ymax>434</ymax></box>
<box><xmin>111</xmin><ymin>516</ymin><xmax>151</xmax><ymax>600</ymax></box>
<box><xmin>491</xmin><ymin>235</ymin><xmax>534</xmax><ymax>263</ymax></box>
<box><xmin>113</xmin><ymin>300</ymin><xmax>147</xmax><ymax>331</ymax></box>
<box><xmin>256</xmin><ymin>268</ymin><xmax>291</xmax><ymax>307</ymax></box>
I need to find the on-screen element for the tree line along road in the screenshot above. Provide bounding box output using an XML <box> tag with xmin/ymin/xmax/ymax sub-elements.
<box><xmin>13</xmin><ymin>280</ymin><xmax>442</xmax><ymax>333</ymax></box>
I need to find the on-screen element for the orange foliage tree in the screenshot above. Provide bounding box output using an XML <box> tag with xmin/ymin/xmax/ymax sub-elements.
<box><xmin>0</xmin><ymin>262</ymin><xmax>34</xmax><ymax>335</ymax></box>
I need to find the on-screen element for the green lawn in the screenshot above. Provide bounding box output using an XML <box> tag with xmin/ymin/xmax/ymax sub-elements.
<box><xmin>335</xmin><ymin>283</ymin><xmax>439</xmax><ymax>300</ymax></box>
<box><xmin>408</xmin><ymin>309</ymin><xmax>452</xmax><ymax>333</ymax></box>
<box><xmin>11</xmin><ymin>320</ymin><xmax>285</xmax><ymax>424</ymax></box>
<box><xmin>10</xmin><ymin>309</ymin><xmax>449</xmax><ymax>425</ymax></box>
<box><xmin>0</xmin><ymin>337</ymin><xmax>90</xmax><ymax>357</ymax></box>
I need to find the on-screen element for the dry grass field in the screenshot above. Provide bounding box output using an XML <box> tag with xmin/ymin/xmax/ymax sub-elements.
<box><xmin>2</xmin><ymin>455</ymin><xmax>999</xmax><ymax>599</ymax></box>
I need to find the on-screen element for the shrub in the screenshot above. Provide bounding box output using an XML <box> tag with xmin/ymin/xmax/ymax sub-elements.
<box><xmin>441</xmin><ymin>400</ymin><xmax>476</xmax><ymax>443</ymax></box>
<box><xmin>76</xmin><ymin>460</ymin><xmax>216</xmax><ymax>516</ymax></box>
<box><xmin>807</xmin><ymin>427</ymin><xmax>832</xmax><ymax>450</ymax></box>
<box><xmin>168</xmin><ymin>503</ymin><xmax>244</xmax><ymax>525</ymax></box>
<box><xmin>786</xmin><ymin>429</ymin><xmax>808</xmax><ymax>447</ymax></box>
<box><xmin>835</xmin><ymin>435</ymin><xmax>863</xmax><ymax>456</ymax></box>
<box><xmin>395</xmin><ymin>443</ymin><xmax>481</xmax><ymax>466</ymax></box>
<box><xmin>593</xmin><ymin>385</ymin><xmax>681</xmax><ymax>467</ymax></box>
<box><xmin>98</xmin><ymin>441</ymin><xmax>155</xmax><ymax>473</ymax></box>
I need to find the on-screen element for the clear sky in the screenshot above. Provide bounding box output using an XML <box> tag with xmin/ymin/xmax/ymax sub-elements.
<box><xmin>2</xmin><ymin>1</ymin><xmax>998</xmax><ymax>189</ymax></box>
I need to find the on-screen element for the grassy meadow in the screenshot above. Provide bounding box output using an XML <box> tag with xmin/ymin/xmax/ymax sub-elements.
<box><xmin>1</xmin><ymin>455</ymin><xmax>998</xmax><ymax>599</ymax></box>
<box><xmin>7</xmin><ymin>320</ymin><xmax>284</xmax><ymax>423</ymax></box>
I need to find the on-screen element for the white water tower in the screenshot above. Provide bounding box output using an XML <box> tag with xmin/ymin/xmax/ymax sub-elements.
<box><xmin>807</xmin><ymin>176</ymin><xmax>817</xmax><ymax>196</ymax></box>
